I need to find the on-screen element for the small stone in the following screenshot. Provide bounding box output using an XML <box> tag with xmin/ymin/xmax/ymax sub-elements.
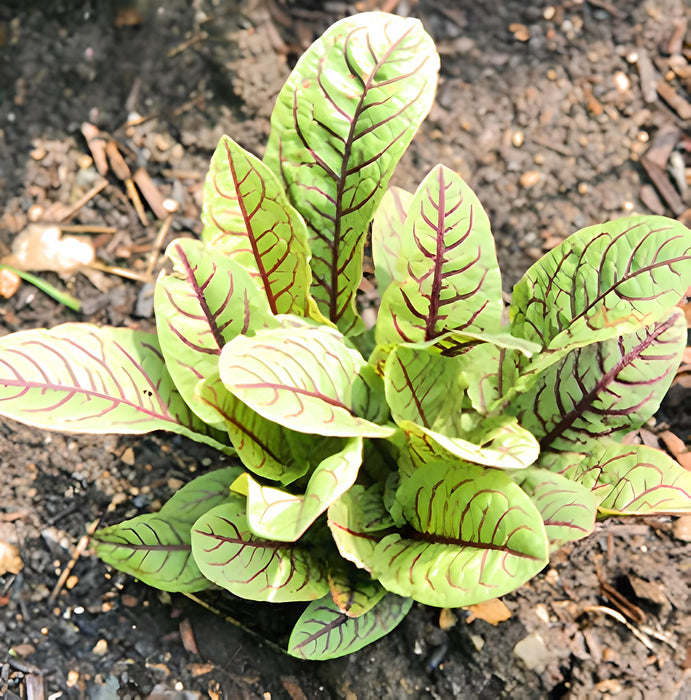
<box><xmin>511</xmin><ymin>131</ymin><xmax>524</xmax><ymax>147</ymax></box>
<box><xmin>67</xmin><ymin>670</ymin><xmax>80</xmax><ymax>687</ymax></box>
<box><xmin>672</xmin><ymin>515</ymin><xmax>691</xmax><ymax>541</ymax></box>
<box><xmin>509</xmin><ymin>23</ymin><xmax>530</xmax><ymax>42</ymax></box>
<box><xmin>121</xmin><ymin>447</ymin><xmax>135</xmax><ymax>465</ymax></box>
<box><xmin>514</xmin><ymin>632</ymin><xmax>551</xmax><ymax>671</ymax></box>
<box><xmin>92</xmin><ymin>638</ymin><xmax>108</xmax><ymax>656</ymax></box>
<box><xmin>519</xmin><ymin>171</ymin><xmax>541</xmax><ymax>188</ymax></box>
<box><xmin>0</xmin><ymin>268</ymin><xmax>21</xmax><ymax>300</ymax></box>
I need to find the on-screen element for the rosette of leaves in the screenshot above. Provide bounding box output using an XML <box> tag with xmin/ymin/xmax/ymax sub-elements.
<box><xmin>0</xmin><ymin>12</ymin><xmax>689</xmax><ymax>661</ymax></box>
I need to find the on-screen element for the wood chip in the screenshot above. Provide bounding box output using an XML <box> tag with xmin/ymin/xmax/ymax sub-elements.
<box><xmin>658</xmin><ymin>430</ymin><xmax>691</xmax><ymax>470</ymax></box>
<box><xmin>656</xmin><ymin>80</ymin><xmax>691</xmax><ymax>120</ymax></box>
<box><xmin>133</xmin><ymin>168</ymin><xmax>169</xmax><ymax>220</ymax></box>
<box><xmin>635</xmin><ymin>48</ymin><xmax>661</xmax><ymax>103</ymax></box>
<box><xmin>667</xmin><ymin>18</ymin><xmax>687</xmax><ymax>55</ymax></box>
<box><xmin>640</xmin><ymin>155</ymin><xmax>685</xmax><ymax>215</ymax></box>
<box><xmin>81</xmin><ymin>122</ymin><xmax>109</xmax><ymax>175</ymax></box>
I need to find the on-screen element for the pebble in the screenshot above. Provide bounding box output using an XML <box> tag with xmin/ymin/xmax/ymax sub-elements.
<box><xmin>92</xmin><ymin>639</ymin><xmax>108</xmax><ymax>656</ymax></box>
<box><xmin>513</xmin><ymin>631</ymin><xmax>551</xmax><ymax>671</ymax></box>
<box><xmin>519</xmin><ymin>171</ymin><xmax>541</xmax><ymax>188</ymax></box>
<box><xmin>672</xmin><ymin>514</ymin><xmax>691</xmax><ymax>542</ymax></box>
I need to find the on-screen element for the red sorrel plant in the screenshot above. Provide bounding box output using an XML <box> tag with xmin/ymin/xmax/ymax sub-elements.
<box><xmin>0</xmin><ymin>12</ymin><xmax>689</xmax><ymax>660</ymax></box>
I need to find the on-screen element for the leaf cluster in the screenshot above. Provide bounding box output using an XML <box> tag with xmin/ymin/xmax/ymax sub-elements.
<box><xmin>0</xmin><ymin>12</ymin><xmax>689</xmax><ymax>660</ymax></box>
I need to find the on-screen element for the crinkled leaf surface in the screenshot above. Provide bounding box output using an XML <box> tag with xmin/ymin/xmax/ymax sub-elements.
<box><xmin>155</xmin><ymin>238</ymin><xmax>274</xmax><ymax>427</ymax></box>
<box><xmin>288</xmin><ymin>591</ymin><xmax>412</xmax><ymax>660</ymax></box>
<box><xmin>372</xmin><ymin>185</ymin><xmax>413</xmax><ymax>294</ymax></box>
<box><xmin>264</xmin><ymin>12</ymin><xmax>439</xmax><ymax>333</ymax></box>
<box><xmin>240</xmin><ymin>437</ymin><xmax>363</xmax><ymax>541</ymax></box>
<box><xmin>0</xmin><ymin>323</ymin><xmax>227</xmax><ymax>449</ymax></box>
<box><xmin>556</xmin><ymin>442</ymin><xmax>691</xmax><ymax>515</ymax></box>
<box><xmin>94</xmin><ymin>467</ymin><xmax>241</xmax><ymax>592</ymax></box>
<box><xmin>513</xmin><ymin>468</ymin><xmax>596</xmax><ymax>549</ymax></box>
<box><xmin>191</xmin><ymin>496</ymin><xmax>329</xmax><ymax>602</ymax></box>
<box><xmin>197</xmin><ymin>373</ymin><xmax>342</xmax><ymax>485</ymax></box>
<box><xmin>510</xmin><ymin>215</ymin><xmax>691</xmax><ymax>350</ymax></box>
<box><xmin>377</xmin><ymin>164</ymin><xmax>502</xmax><ymax>345</ymax></box>
<box><xmin>369</xmin><ymin>462</ymin><xmax>548</xmax><ymax>607</ymax></box>
<box><xmin>219</xmin><ymin>325</ymin><xmax>394</xmax><ymax>437</ymax></box>
<box><xmin>507</xmin><ymin>311</ymin><xmax>686</xmax><ymax>451</ymax></box>
<box><xmin>200</xmin><ymin>135</ymin><xmax>313</xmax><ymax>316</ymax></box>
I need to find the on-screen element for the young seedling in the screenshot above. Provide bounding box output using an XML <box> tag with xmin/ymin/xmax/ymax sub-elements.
<box><xmin>0</xmin><ymin>12</ymin><xmax>689</xmax><ymax>660</ymax></box>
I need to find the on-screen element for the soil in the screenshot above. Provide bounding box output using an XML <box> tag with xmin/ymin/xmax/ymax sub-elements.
<box><xmin>0</xmin><ymin>1</ymin><xmax>690</xmax><ymax>699</ymax></box>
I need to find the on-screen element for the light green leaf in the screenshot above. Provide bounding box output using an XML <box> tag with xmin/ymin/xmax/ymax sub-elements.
<box><xmin>510</xmin><ymin>215</ymin><xmax>691</xmax><ymax>350</ymax></box>
<box><xmin>328</xmin><ymin>561</ymin><xmax>387</xmax><ymax>617</ymax></box>
<box><xmin>513</xmin><ymin>467</ymin><xmax>597</xmax><ymax>549</ymax></box>
<box><xmin>241</xmin><ymin>436</ymin><xmax>363</xmax><ymax>541</ymax></box>
<box><xmin>94</xmin><ymin>467</ymin><xmax>241</xmax><ymax>592</ymax></box>
<box><xmin>264</xmin><ymin>12</ymin><xmax>439</xmax><ymax>333</ymax></box>
<box><xmin>0</xmin><ymin>324</ymin><xmax>228</xmax><ymax>450</ymax></box>
<box><xmin>334</xmin><ymin>461</ymin><xmax>548</xmax><ymax>607</ymax></box>
<box><xmin>191</xmin><ymin>496</ymin><xmax>330</xmax><ymax>603</ymax></box>
<box><xmin>218</xmin><ymin>325</ymin><xmax>395</xmax><ymax>437</ymax></box>
<box><xmin>556</xmin><ymin>442</ymin><xmax>691</xmax><ymax>515</ymax></box>
<box><xmin>507</xmin><ymin>311</ymin><xmax>687</xmax><ymax>451</ymax></box>
<box><xmin>372</xmin><ymin>185</ymin><xmax>413</xmax><ymax>295</ymax></box>
<box><xmin>197</xmin><ymin>372</ymin><xmax>343</xmax><ymax>485</ymax></box>
<box><xmin>402</xmin><ymin>418</ymin><xmax>539</xmax><ymax>471</ymax></box>
<box><xmin>328</xmin><ymin>484</ymin><xmax>395</xmax><ymax>573</ymax></box>
<box><xmin>376</xmin><ymin>165</ymin><xmax>502</xmax><ymax>345</ymax></box>
<box><xmin>155</xmin><ymin>238</ymin><xmax>274</xmax><ymax>427</ymax></box>
<box><xmin>200</xmin><ymin>135</ymin><xmax>313</xmax><ymax>316</ymax></box>
<box><xmin>288</xmin><ymin>592</ymin><xmax>412</xmax><ymax>660</ymax></box>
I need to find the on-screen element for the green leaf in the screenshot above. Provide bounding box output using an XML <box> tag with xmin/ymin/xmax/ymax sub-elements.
<box><xmin>513</xmin><ymin>467</ymin><xmax>597</xmax><ymax>549</ymax></box>
<box><xmin>381</xmin><ymin>346</ymin><xmax>538</xmax><ymax>469</ymax></box>
<box><xmin>287</xmin><ymin>592</ymin><xmax>412</xmax><ymax>660</ymax></box>
<box><xmin>200</xmin><ymin>135</ymin><xmax>313</xmax><ymax>316</ymax></box>
<box><xmin>334</xmin><ymin>461</ymin><xmax>548</xmax><ymax>607</ymax></box>
<box><xmin>197</xmin><ymin>373</ymin><xmax>342</xmax><ymax>485</ymax></box>
<box><xmin>401</xmin><ymin>418</ymin><xmax>540</xmax><ymax>471</ymax></box>
<box><xmin>94</xmin><ymin>467</ymin><xmax>241</xmax><ymax>592</ymax></box>
<box><xmin>384</xmin><ymin>345</ymin><xmax>466</xmax><ymax>429</ymax></box>
<box><xmin>556</xmin><ymin>442</ymin><xmax>691</xmax><ymax>516</ymax></box>
<box><xmin>218</xmin><ymin>324</ymin><xmax>395</xmax><ymax>437</ymax></box>
<box><xmin>328</xmin><ymin>484</ymin><xmax>395</xmax><ymax>573</ymax></box>
<box><xmin>510</xmin><ymin>215</ymin><xmax>691</xmax><ymax>350</ymax></box>
<box><xmin>154</xmin><ymin>238</ymin><xmax>274</xmax><ymax>427</ymax></box>
<box><xmin>0</xmin><ymin>324</ymin><xmax>228</xmax><ymax>450</ymax></box>
<box><xmin>264</xmin><ymin>12</ymin><xmax>440</xmax><ymax>333</ymax></box>
<box><xmin>376</xmin><ymin>164</ymin><xmax>502</xmax><ymax>345</ymax></box>
<box><xmin>328</xmin><ymin>561</ymin><xmax>387</xmax><ymax>617</ymax></box>
<box><xmin>240</xmin><ymin>437</ymin><xmax>363</xmax><ymax>541</ymax></box>
<box><xmin>507</xmin><ymin>311</ymin><xmax>687</xmax><ymax>451</ymax></box>
<box><xmin>372</xmin><ymin>185</ymin><xmax>413</xmax><ymax>295</ymax></box>
<box><xmin>191</xmin><ymin>496</ymin><xmax>330</xmax><ymax>603</ymax></box>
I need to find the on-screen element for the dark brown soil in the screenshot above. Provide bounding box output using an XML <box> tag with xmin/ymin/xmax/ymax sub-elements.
<box><xmin>1</xmin><ymin>1</ymin><xmax>689</xmax><ymax>698</ymax></box>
